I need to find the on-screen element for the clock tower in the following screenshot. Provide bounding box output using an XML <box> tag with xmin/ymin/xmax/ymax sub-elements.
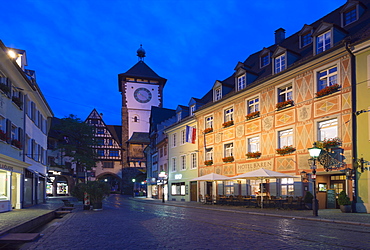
<box><xmin>118</xmin><ymin>45</ymin><xmax>167</xmax><ymax>168</ymax></box>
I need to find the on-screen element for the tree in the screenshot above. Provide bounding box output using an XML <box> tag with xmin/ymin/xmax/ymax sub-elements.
<box><xmin>52</xmin><ymin>114</ymin><xmax>97</xmax><ymax>172</ymax></box>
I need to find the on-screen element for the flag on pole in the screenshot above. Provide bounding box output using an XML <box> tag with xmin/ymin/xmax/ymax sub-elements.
<box><xmin>186</xmin><ymin>126</ymin><xmax>196</xmax><ymax>144</ymax></box>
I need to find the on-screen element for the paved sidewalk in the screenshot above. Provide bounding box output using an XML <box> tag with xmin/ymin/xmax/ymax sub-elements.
<box><xmin>131</xmin><ymin>197</ymin><xmax>370</xmax><ymax>227</ymax></box>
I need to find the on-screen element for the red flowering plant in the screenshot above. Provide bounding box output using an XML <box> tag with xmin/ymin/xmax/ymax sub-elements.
<box><xmin>246</xmin><ymin>111</ymin><xmax>260</xmax><ymax>120</ymax></box>
<box><xmin>246</xmin><ymin>152</ymin><xmax>261</xmax><ymax>158</ymax></box>
<box><xmin>204</xmin><ymin>127</ymin><xmax>213</xmax><ymax>134</ymax></box>
<box><xmin>276</xmin><ymin>146</ymin><xmax>296</xmax><ymax>155</ymax></box>
<box><xmin>0</xmin><ymin>130</ymin><xmax>8</xmax><ymax>141</ymax></box>
<box><xmin>276</xmin><ymin>99</ymin><xmax>294</xmax><ymax>110</ymax></box>
<box><xmin>316</xmin><ymin>84</ymin><xmax>340</xmax><ymax>98</ymax></box>
<box><xmin>322</xmin><ymin>137</ymin><xmax>341</xmax><ymax>148</ymax></box>
<box><xmin>222</xmin><ymin>120</ymin><xmax>234</xmax><ymax>128</ymax></box>
<box><xmin>222</xmin><ymin>156</ymin><xmax>234</xmax><ymax>163</ymax></box>
<box><xmin>11</xmin><ymin>139</ymin><xmax>22</xmax><ymax>149</ymax></box>
<box><xmin>204</xmin><ymin>160</ymin><xmax>213</xmax><ymax>166</ymax></box>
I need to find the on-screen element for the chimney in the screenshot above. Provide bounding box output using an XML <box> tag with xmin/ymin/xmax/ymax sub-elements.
<box><xmin>275</xmin><ymin>28</ymin><xmax>286</xmax><ymax>44</ymax></box>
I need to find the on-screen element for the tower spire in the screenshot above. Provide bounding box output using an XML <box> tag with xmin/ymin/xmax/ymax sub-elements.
<box><xmin>137</xmin><ymin>44</ymin><xmax>146</xmax><ymax>61</ymax></box>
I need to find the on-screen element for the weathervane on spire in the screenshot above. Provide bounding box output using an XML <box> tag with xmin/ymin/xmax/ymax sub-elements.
<box><xmin>137</xmin><ymin>44</ymin><xmax>146</xmax><ymax>61</ymax></box>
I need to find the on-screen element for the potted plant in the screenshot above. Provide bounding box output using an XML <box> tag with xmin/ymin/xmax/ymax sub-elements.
<box><xmin>222</xmin><ymin>120</ymin><xmax>234</xmax><ymax>128</ymax></box>
<box><xmin>84</xmin><ymin>181</ymin><xmax>111</xmax><ymax>210</ymax></box>
<box><xmin>204</xmin><ymin>127</ymin><xmax>213</xmax><ymax>134</ymax></box>
<box><xmin>246</xmin><ymin>111</ymin><xmax>260</xmax><ymax>120</ymax></box>
<box><xmin>276</xmin><ymin>146</ymin><xmax>296</xmax><ymax>155</ymax></box>
<box><xmin>0</xmin><ymin>130</ymin><xmax>8</xmax><ymax>141</ymax></box>
<box><xmin>303</xmin><ymin>191</ymin><xmax>313</xmax><ymax>210</ymax></box>
<box><xmin>222</xmin><ymin>156</ymin><xmax>234</xmax><ymax>163</ymax></box>
<box><xmin>322</xmin><ymin>137</ymin><xmax>341</xmax><ymax>148</ymax></box>
<box><xmin>316</xmin><ymin>83</ymin><xmax>340</xmax><ymax>98</ymax></box>
<box><xmin>338</xmin><ymin>190</ymin><xmax>351</xmax><ymax>213</ymax></box>
<box><xmin>246</xmin><ymin>152</ymin><xmax>261</xmax><ymax>158</ymax></box>
<box><xmin>276</xmin><ymin>99</ymin><xmax>294</xmax><ymax>110</ymax></box>
<box><xmin>204</xmin><ymin>160</ymin><xmax>213</xmax><ymax>166</ymax></box>
<box><xmin>11</xmin><ymin>139</ymin><xmax>22</xmax><ymax>149</ymax></box>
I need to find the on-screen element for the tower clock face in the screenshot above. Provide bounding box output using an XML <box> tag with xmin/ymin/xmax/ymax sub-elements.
<box><xmin>134</xmin><ymin>87</ymin><xmax>152</xmax><ymax>103</ymax></box>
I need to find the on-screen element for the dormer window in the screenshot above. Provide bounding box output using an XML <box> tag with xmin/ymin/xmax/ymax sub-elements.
<box><xmin>341</xmin><ymin>0</ymin><xmax>365</xmax><ymax>27</ymax></box>
<box><xmin>177</xmin><ymin>112</ymin><xmax>181</xmax><ymax>122</ymax></box>
<box><xmin>260</xmin><ymin>54</ymin><xmax>269</xmax><ymax>68</ymax></box>
<box><xmin>301</xmin><ymin>32</ymin><xmax>312</xmax><ymax>47</ymax></box>
<box><xmin>343</xmin><ymin>7</ymin><xmax>357</xmax><ymax>26</ymax></box>
<box><xmin>316</xmin><ymin>31</ymin><xmax>331</xmax><ymax>54</ymax></box>
<box><xmin>214</xmin><ymin>87</ymin><xmax>222</xmax><ymax>101</ymax></box>
<box><xmin>274</xmin><ymin>54</ymin><xmax>286</xmax><ymax>74</ymax></box>
<box><xmin>237</xmin><ymin>75</ymin><xmax>246</xmax><ymax>91</ymax></box>
<box><xmin>190</xmin><ymin>105</ymin><xmax>195</xmax><ymax>116</ymax></box>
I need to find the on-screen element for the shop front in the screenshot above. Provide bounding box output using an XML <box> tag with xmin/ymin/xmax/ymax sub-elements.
<box><xmin>0</xmin><ymin>156</ymin><xmax>27</xmax><ymax>212</ymax></box>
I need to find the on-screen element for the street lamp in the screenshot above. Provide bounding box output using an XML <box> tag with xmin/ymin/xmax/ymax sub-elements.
<box><xmin>308</xmin><ymin>142</ymin><xmax>322</xmax><ymax>216</ymax></box>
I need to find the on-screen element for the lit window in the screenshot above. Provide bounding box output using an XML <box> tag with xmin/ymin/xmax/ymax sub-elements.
<box><xmin>109</xmin><ymin>150</ymin><xmax>119</xmax><ymax>157</ymax></box>
<box><xmin>318</xmin><ymin>119</ymin><xmax>338</xmax><ymax>140</ymax></box>
<box><xmin>301</xmin><ymin>32</ymin><xmax>312</xmax><ymax>47</ymax></box>
<box><xmin>214</xmin><ymin>88</ymin><xmax>222</xmax><ymax>101</ymax></box>
<box><xmin>316</xmin><ymin>31</ymin><xmax>331</xmax><ymax>54</ymax></box>
<box><xmin>260</xmin><ymin>54</ymin><xmax>269</xmax><ymax>67</ymax></box>
<box><xmin>224</xmin><ymin>142</ymin><xmax>233</xmax><ymax>157</ymax></box>
<box><xmin>224</xmin><ymin>107</ymin><xmax>233</xmax><ymax>122</ymax></box>
<box><xmin>278</xmin><ymin>85</ymin><xmax>293</xmax><ymax>102</ymax></box>
<box><xmin>247</xmin><ymin>97</ymin><xmax>259</xmax><ymax>114</ymax></box>
<box><xmin>343</xmin><ymin>8</ymin><xmax>357</xmax><ymax>26</ymax></box>
<box><xmin>206</xmin><ymin>147</ymin><xmax>213</xmax><ymax>161</ymax></box>
<box><xmin>97</xmin><ymin>128</ymin><xmax>104</xmax><ymax>134</ymax></box>
<box><xmin>180</xmin><ymin>129</ymin><xmax>186</xmax><ymax>145</ymax></box>
<box><xmin>205</xmin><ymin>116</ymin><xmax>213</xmax><ymax>129</ymax></box>
<box><xmin>275</xmin><ymin>54</ymin><xmax>286</xmax><ymax>73</ymax></box>
<box><xmin>278</xmin><ymin>129</ymin><xmax>293</xmax><ymax>148</ymax></box>
<box><xmin>248</xmin><ymin>137</ymin><xmax>260</xmax><ymax>153</ymax></box>
<box><xmin>191</xmin><ymin>153</ymin><xmax>197</xmax><ymax>169</ymax></box>
<box><xmin>181</xmin><ymin>155</ymin><xmax>186</xmax><ymax>170</ymax></box>
<box><xmin>97</xmin><ymin>150</ymin><xmax>104</xmax><ymax>157</ymax></box>
<box><xmin>171</xmin><ymin>157</ymin><xmax>176</xmax><ymax>172</ymax></box>
<box><xmin>237</xmin><ymin>75</ymin><xmax>246</xmax><ymax>91</ymax></box>
<box><xmin>177</xmin><ymin>112</ymin><xmax>181</xmax><ymax>122</ymax></box>
<box><xmin>281</xmin><ymin>178</ymin><xmax>294</xmax><ymax>196</ymax></box>
<box><xmin>318</xmin><ymin>66</ymin><xmax>337</xmax><ymax>91</ymax></box>
<box><xmin>190</xmin><ymin>105</ymin><xmax>195</xmax><ymax>116</ymax></box>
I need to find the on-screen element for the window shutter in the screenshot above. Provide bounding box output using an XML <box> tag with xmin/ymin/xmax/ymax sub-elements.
<box><xmin>18</xmin><ymin>127</ymin><xmax>23</xmax><ymax>145</ymax></box>
<box><xmin>6</xmin><ymin>78</ymin><xmax>11</xmax><ymax>98</ymax></box>
<box><xmin>31</xmin><ymin>139</ymin><xmax>35</xmax><ymax>159</ymax></box>
<box><xmin>24</xmin><ymin>96</ymin><xmax>29</xmax><ymax>115</ymax></box>
<box><xmin>6</xmin><ymin>119</ymin><xmax>11</xmax><ymax>143</ymax></box>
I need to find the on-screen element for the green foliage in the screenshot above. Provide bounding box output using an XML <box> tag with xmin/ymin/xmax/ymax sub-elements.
<box><xmin>52</xmin><ymin>114</ymin><xmax>97</xmax><ymax>170</ymax></box>
<box><xmin>304</xmin><ymin>191</ymin><xmax>313</xmax><ymax>204</ymax></box>
<box><xmin>338</xmin><ymin>191</ymin><xmax>351</xmax><ymax>205</ymax></box>
<box><xmin>84</xmin><ymin>181</ymin><xmax>111</xmax><ymax>204</ymax></box>
<box><xmin>71</xmin><ymin>183</ymin><xmax>86</xmax><ymax>201</ymax></box>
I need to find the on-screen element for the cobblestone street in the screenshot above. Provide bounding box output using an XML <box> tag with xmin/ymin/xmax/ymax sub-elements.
<box><xmin>20</xmin><ymin>195</ymin><xmax>370</xmax><ymax>250</ymax></box>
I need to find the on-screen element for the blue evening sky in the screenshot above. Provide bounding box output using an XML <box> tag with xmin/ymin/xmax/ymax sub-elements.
<box><xmin>2</xmin><ymin>0</ymin><xmax>344</xmax><ymax>125</ymax></box>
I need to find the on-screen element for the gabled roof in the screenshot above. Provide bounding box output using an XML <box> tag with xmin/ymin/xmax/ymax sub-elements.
<box><xmin>119</xmin><ymin>60</ymin><xmax>167</xmax><ymax>82</ymax></box>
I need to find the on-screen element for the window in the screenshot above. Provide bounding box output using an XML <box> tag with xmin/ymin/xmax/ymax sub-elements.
<box><xmin>214</xmin><ymin>87</ymin><xmax>222</xmax><ymax>101</ymax></box>
<box><xmin>103</xmin><ymin>162</ymin><xmax>114</xmax><ymax>168</ymax></box>
<box><xmin>97</xmin><ymin>150</ymin><xmax>104</xmax><ymax>157</ymax></box>
<box><xmin>343</xmin><ymin>8</ymin><xmax>357</xmax><ymax>26</ymax></box>
<box><xmin>301</xmin><ymin>32</ymin><xmax>312</xmax><ymax>47</ymax></box>
<box><xmin>316</xmin><ymin>31</ymin><xmax>331</xmax><ymax>54</ymax></box>
<box><xmin>224</xmin><ymin>107</ymin><xmax>233</xmax><ymax>122</ymax></box>
<box><xmin>260</xmin><ymin>54</ymin><xmax>269</xmax><ymax>68</ymax></box>
<box><xmin>109</xmin><ymin>150</ymin><xmax>119</xmax><ymax>157</ymax></box>
<box><xmin>97</xmin><ymin>128</ymin><xmax>104</xmax><ymax>134</ymax></box>
<box><xmin>180</xmin><ymin>129</ymin><xmax>186</xmax><ymax>145</ymax></box>
<box><xmin>318</xmin><ymin>119</ymin><xmax>338</xmax><ymax>140</ymax></box>
<box><xmin>281</xmin><ymin>178</ymin><xmax>294</xmax><ymax>196</ymax></box>
<box><xmin>11</xmin><ymin>124</ymin><xmax>17</xmax><ymax>140</ymax></box>
<box><xmin>190</xmin><ymin>105</ymin><xmax>195</xmax><ymax>116</ymax></box>
<box><xmin>171</xmin><ymin>182</ymin><xmax>185</xmax><ymax>196</ymax></box>
<box><xmin>205</xmin><ymin>116</ymin><xmax>213</xmax><ymax>129</ymax></box>
<box><xmin>237</xmin><ymin>75</ymin><xmax>246</xmax><ymax>91</ymax></box>
<box><xmin>247</xmin><ymin>97</ymin><xmax>259</xmax><ymax>114</ymax></box>
<box><xmin>278</xmin><ymin>129</ymin><xmax>293</xmax><ymax>148</ymax></box>
<box><xmin>0</xmin><ymin>116</ymin><xmax>5</xmax><ymax>134</ymax></box>
<box><xmin>248</xmin><ymin>137</ymin><xmax>260</xmax><ymax>152</ymax></box>
<box><xmin>177</xmin><ymin>112</ymin><xmax>181</xmax><ymax>122</ymax></box>
<box><xmin>171</xmin><ymin>157</ymin><xmax>176</xmax><ymax>172</ymax></box>
<box><xmin>278</xmin><ymin>85</ymin><xmax>293</xmax><ymax>103</ymax></box>
<box><xmin>190</xmin><ymin>153</ymin><xmax>197</xmax><ymax>169</ymax></box>
<box><xmin>206</xmin><ymin>147</ymin><xmax>213</xmax><ymax>161</ymax></box>
<box><xmin>133</xmin><ymin>116</ymin><xmax>139</xmax><ymax>122</ymax></box>
<box><xmin>275</xmin><ymin>54</ymin><xmax>286</xmax><ymax>73</ymax></box>
<box><xmin>159</xmin><ymin>147</ymin><xmax>163</xmax><ymax>158</ymax></box>
<box><xmin>97</xmin><ymin>138</ymin><xmax>104</xmax><ymax>146</ymax></box>
<box><xmin>108</xmin><ymin>139</ymin><xmax>113</xmax><ymax>146</ymax></box>
<box><xmin>318</xmin><ymin>66</ymin><xmax>337</xmax><ymax>91</ymax></box>
<box><xmin>180</xmin><ymin>155</ymin><xmax>186</xmax><ymax>170</ymax></box>
<box><xmin>172</xmin><ymin>133</ymin><xmax>177</xmax><ymax>148</ymax></box>
<box><xmin>224</xmin><ymin>142</ymin><xmax>233</xmax><ymax>157</ymax></box>
<box><xmin>164</xmin><ymin>145</ymin><xmax>167</xmax><ymax>156</ymax></box>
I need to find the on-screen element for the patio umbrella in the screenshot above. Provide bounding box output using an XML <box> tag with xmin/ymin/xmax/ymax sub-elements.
<box><xmin>231</xmin><ymin>168</ymin><xmax>298</xmax><ymax>208</ymax></box>
<box><xmin>190</xmin><ymin>173</ymin><xmax>231</xmax><ymax>181</ymax></box>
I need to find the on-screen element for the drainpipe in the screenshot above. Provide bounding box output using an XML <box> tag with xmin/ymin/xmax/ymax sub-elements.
<box><xmin>345</xmin><ymin>42</ymin><xmax>357</xmax><ymax>213</ymax></box>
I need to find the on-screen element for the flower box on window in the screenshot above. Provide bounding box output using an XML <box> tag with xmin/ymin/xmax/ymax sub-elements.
<box><xmin>316</xmin><ymin>84</ymin><xmax>340</xmax><ymax>98</ymax></box>
<box><xmin>204</xmin><ymin>128</ymin><xmax>213</xmax><ymax>134</ymax></box>
<box><xmin>204</xmin><ymin>160</ymin><xmax>213</xmax><ymax>166</ymax></box>
<box><xmin>222</xmin><ymin>120</ymin><xmax>234</xmax><ymax>128</ymax></box>
<box><xmin>322</xmin><ymin>137</ymin><xmax>341</xmax><ymax>148</ymax></box>
<box><xmin>11</xmin><ymin>139</ymin><xmax>22</xmax><ymax>149</ymax></box>
<box><xmin>276</xmin><ymin>99</ymin><xmax>294</xmax><ymax>110</ymax></box>
<box><xmin>276</xmin><ymin>146</ymin><xmax>296</xmax><ymax>155</ymax></box>
<box><xmin>246</xmin><ymin>111</ymin><xmax>260</xmax><ymax>120</ymax></box>
<box><xmin>0</xmin><ymin>130</ymin><xmax>8</xmax><ymax>141</ymax></box>
<box><xmin>0</xmin><ymin>83</ymin><xmax>10</xmax><ymax>95</ymax></box>
<box><xmin>246</xmin><ymin>152</ymin><xmax>261</xmax><ymax>159</ymax></box>
<box><xmin>222</xmin><ymin>156</ymin><xmax>234</xmax><ymax>163</ymax></box>
<box><xmin>12</xmin><ymin>96</ymin><xmax>23</xmax><ymax>108</ymax></box>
